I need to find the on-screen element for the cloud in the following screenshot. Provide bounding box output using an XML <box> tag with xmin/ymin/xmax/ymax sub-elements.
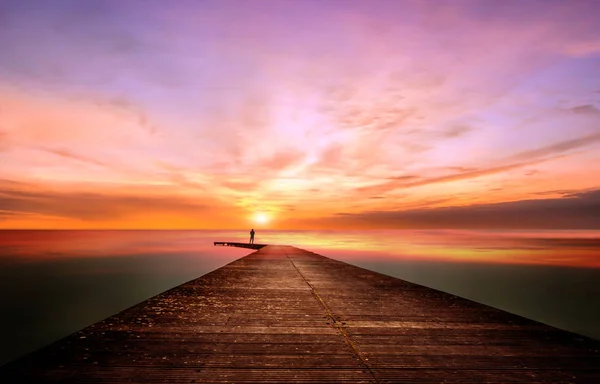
<box><xmin>441</xmin><ymin>124</ymin><xmax>474</xmax><ymax>138</ymax></box>
<box><xmin>40</xmin><ymin>147</ymin><xmax>109</xmax><ymax>168</ymax></box>
<box><xmin>349</xmin><ymin>132</ymin><xmax>600</xmax><ymax>197</ymax></box>
<box><xmin>508</xmin><ymin>132</ymin><xmax>600</xmax><ymax>162</ymax></box>
<box><xmin>257</xmin><ymin>149</ymin><xmax>304</xmax><ymax>171</ymax></box>
<box><xmin>570</xmin><ymin>105</ymin><xmax>600</xmax><ymax>116</ymax></box>
<box><xmin>533</xmin><ymin>189</ymin><xmax>578</xmax><ymax>196</ymax></box>
<box><xmin>91</xmin><ymin>97</ymin><xmax>157</xmax><ymax>135</ymax></box>
<box><xmin>515</xmin><ymin>237</ymin><xmax>600</xmax><ymax>251</ymax></box>
<box><xmin>322</xmin><ymin>189</ymin><xmax>600</xmax><ymax>229</ymax></box>
<box><xmin>354</xmin><ymin>160</ymin><xmax>538</xmax><ymax>195</ymax></box>
<box><xmin>0</xmin><ymin>185</ymin><xmax>211</xmax><ymax>221</ymax></box>
<box><xmin>0</xmin><ymin>87</ymin><xmax>153</xmax><ymax>148</ymax></box>
<box><xmin>219</xmin><ymin>180</ymin><xmax>258</xmax><ymax>193</ymax></box>
<box><xmin>446</xmin><ymin>166</ymin><xmax>478</xmax><ymax>172</ymax></box>
<box><xmin>0</xmin><ymin>130</ymin><xmax>8</xmax><ymax>151</ymax></box>
<box><xmin>387</xmin><ymin>175</ymin><xmax>419</xmax><ymax>181</ymax></box>
<box><xmin>0</xmin><ymin>209</ymin><xmax>29</xmax><ymax>218</ymax></box>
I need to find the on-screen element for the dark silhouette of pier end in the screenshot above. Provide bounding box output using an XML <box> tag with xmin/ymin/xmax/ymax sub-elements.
<box><xmin>213</xmin><ymin>241</ymin><xmax>266</xmax><ymax>250</ymax></box>
<box><xmin>1</xmin><ymin>244</ymin><xmax>599</xmax><ymax>383</ymax></box>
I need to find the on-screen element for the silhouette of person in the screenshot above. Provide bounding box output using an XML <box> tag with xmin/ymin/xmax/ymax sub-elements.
<box><xmin>250</xmin><ymin>228</ymin><xmax>255</xmax><ymax>244</ymax></box>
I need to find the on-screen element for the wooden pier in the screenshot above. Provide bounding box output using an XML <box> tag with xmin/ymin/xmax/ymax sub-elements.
<box><xmin>1</xmin><ymin>245</ymin><xmax>599</xmax><ymax>383</ymax></box>
<box><xmin>213</xmin><ymin>241</ymin><xmax>266</xmax><ymax>250</ymax></box>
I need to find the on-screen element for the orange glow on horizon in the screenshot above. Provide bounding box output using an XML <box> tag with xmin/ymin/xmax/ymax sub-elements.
<box><xmin>2</xmin><ymin>229</ymin><xmax>598</xmax><ymax>269</ymax></box>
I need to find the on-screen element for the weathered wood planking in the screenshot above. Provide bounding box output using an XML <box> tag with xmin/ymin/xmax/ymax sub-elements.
<box><xmin>1</xmin><ymin>245</ymin><xmax>599</xmax><ymax>383</ymax></box>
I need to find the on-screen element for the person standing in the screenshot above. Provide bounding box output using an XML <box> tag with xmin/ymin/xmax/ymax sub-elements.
<box><xmin>249</xmin><ymin>228</ymin><xmax>255</xmax><ymax>244</ymax></box>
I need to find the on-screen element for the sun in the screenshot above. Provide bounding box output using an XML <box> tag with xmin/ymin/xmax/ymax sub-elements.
<box><xmin>253</xmin><ymin>212</ymin><xmax>270</xmax><ymax>225</ymax></box>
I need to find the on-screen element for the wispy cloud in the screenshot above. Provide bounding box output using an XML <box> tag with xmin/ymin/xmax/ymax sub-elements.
<box><xmin>570</xmin><ymin>105</ymin><xmax>600</xmax><ymax>116</ymax></box>
<box><xmin>354</xmin><ymin>161</ymin><xmax>539</xmax><ymax>195</ymax></box>
<box><xmin>508</xmin><ymin>132</ymin><xmax>600</xmax><ymax>162</ymax></box>
<box><xmin>0</xmin><ymin>179</ymin><xmax>229</xmax><ymax>229</ymax></box>
<box><xmin>40</xmin><ymin>147</ymin><xmax>110</xmax><ymax>168</ymax></box>
<box><xmin>310</xmin><ymin>189</ymin><xmax>600</xmax><ymax>230</ymax></box>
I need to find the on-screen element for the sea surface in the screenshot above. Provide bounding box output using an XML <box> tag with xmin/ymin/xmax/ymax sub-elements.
<box><xmin>1</xmin><ymin>229</ymin><xmax>599</xmax><ymax>366</ymax></box>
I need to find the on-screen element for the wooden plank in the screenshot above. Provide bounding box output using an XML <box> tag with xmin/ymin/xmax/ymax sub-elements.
<box><xmin>1</xmin><ymin>244</ymin><xmax>599</xmax><ymax>383</ymax></box>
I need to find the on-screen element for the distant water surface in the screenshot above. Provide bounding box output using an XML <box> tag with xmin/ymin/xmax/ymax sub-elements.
<box><xmin>0</xmin><ymin>229</ymin><xmax>599</xmax><ymax>366</ymax></box>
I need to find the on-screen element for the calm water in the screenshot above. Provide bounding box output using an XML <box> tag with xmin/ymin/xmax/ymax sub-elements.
<box><xmin>1</xmin><ymin>229</ymin><xmax>599</xmax><ymax>366</ymax></box>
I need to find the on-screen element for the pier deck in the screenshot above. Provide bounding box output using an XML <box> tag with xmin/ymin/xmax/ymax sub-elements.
<box><xmin>1</xmin><ymin>245</ymin><xmax>599</xmax><ymax>383</ymax></box>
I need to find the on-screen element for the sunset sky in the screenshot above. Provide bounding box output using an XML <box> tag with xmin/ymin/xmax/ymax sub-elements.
<box><xmin>1</xmin><ymin>0</ymin><xmax>600</xmax><ymax>229</ymax></box>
